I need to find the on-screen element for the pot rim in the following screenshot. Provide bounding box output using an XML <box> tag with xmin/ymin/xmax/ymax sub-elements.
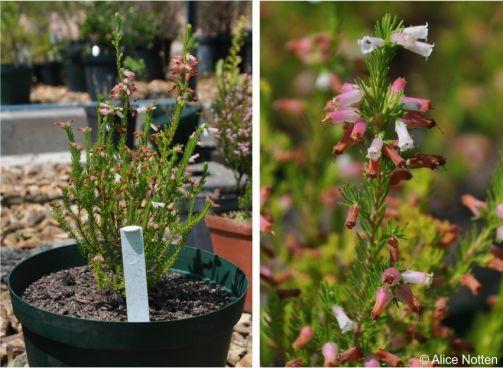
<box><xmin>8</xmin><ymin>243</ymin><xmax>248</xmax><ymax>326</ymax></box>
<box><xmin>206</xmin><ymin>213</ymin><xmax>252</xmax><ymax>235</ymax></box>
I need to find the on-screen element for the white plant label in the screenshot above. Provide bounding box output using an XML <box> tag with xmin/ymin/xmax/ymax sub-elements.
<box><xmin>120</xmin><ymin>225</ymin><xmax>150</xmax><ymax>322</ymax></box>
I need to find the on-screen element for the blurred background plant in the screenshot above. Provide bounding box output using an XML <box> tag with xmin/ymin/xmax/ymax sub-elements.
<box><xmin>210</xmin><ymin>17</ymin><xmax>252</xmax><ymax>215</ymax></box>
<box><xmin>260</xmin><ymin>2</ymin><xmax>503</xmax><ymax>366</ymax></box>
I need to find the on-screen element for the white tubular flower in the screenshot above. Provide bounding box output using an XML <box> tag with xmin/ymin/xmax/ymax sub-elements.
<box><xmin>332</xmin><ymin>305</ymin><xmax>355</xmax><ymax>333</ymax></box>
<box><xmin>152</xmin><ymin>201</ymin><xmax>166</xmax><ymax>208</ymax></box>
<box><xmin>357</xmin><ymin>36</ymin><xmax>385</xmax><ymax>54</ymax></box>
<box><xmin>401</xmin><ymin>270</ymin><xmax>433</xmax><ymax>286</ymax></box>
<box><xmin>114</xmin><ymin>174</ymin><xmax>121</xmax><ymax>183</ymax></box>
<box><xmin>367</xmin><ymin>136</ymin><xmax>384</xmax><ymax>161</ymax></box>
<box><xmin>403</xmin><ymin>23</ymin><xmax>428</xmax><ymax>40</ymax></box>
<box><xmin>391</xmin><ymin>31</ymin><xmax>434</xmax><ymax>60</ymax></box>
<box><xmin>395</xmin><ymin>119</ymin><xmax>414</xmax><ymax>151</ymax></box>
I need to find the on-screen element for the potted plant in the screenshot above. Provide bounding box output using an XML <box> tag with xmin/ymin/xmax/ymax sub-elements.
<box><xmin>0</xmin><ymin>2</ymin><xmax>33</xmax><ymax>105</ymax></box>
<box><xmin>8</xmin><ymin>14</ymin><xmax>247</xmax><ymax>367</ymax></box>
<box><xmin>205</xmin><ymin>19</ymin><xmax>253</xmax><ymax>312</ymax></box>
<box><xmin>121</xmin><ymin>2</ymin><xmax>180</xmax><ymax>82</ymax></box>
<box><xmin>197</xmin><ymin>1</ymin><xmax>249</xmax><ymax>74</ymax></box>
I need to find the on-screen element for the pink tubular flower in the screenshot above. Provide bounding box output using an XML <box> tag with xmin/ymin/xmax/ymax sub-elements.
<box><xmin>260</xmin><ymin>216</ymin><xmax>273</xmax><ymax>233</ymax></box>
<box><xmin>335</xmin><ymin>86</ymin><xmax>364</xmax><ymax>107</ymax></box>
<box><xmin>98</xmin><ymin>108</ymin><xmax>114</xmax><ymax>116</ymax></box>
<box><xmin>401</xmin><ymin>270</ymin><xmax>433</xmax><ymax>286</ymax></box>
<box><xmin>325</xmin><ymin>107</ymin><xmax>360</xmax><ymax>124</ymax></box>
<box><xmin>350</xmin><ymin>118</ymin><xmax>367</xmax><ymax>141</ymax></box>
<box><xmin>371</xmin><ymin>287</ymin><xmax>393</xmax><ymax>320</ymax></box>
<box><xmin>381</xmin><ymin>267</ymin><xmax>402</xmax><ymax>286</ymax></box>
<box><xmin>403</xmin><ymin>111</ymin><xmax>436</xmax><ymax>129</ymax></box>
<box><xmin>395</xmin><ymin>284</ymin><xmax>421</xmax><ymax>313</ymax></box>
<box><xmin>340</xmin><ymin>83</ymin><xmax>359</xmax><ymax>93</ymax></box>
<box><xmin>392</xmin><ymin>77</ymin><xmax>407</xmax><ymax>94</ymax></box>
<box><xmin>365</xmin><ymin>158</ymin><xmax>380</xmax><ymax>179</ymax></box>
<box><xmin>367</xmin><ymin>136</ymin><xmax>384</xmax><ymax>161</ymax></box>
<box><xmin>498</xmin><ymin>226</ymin><xmax>503</xmax><ymax>242</ymax></box>
<box><xmin>402</xmin><ymin>96</ymin><xmax>431</xmax><ymax>113</ymax></box>
<box><xmin>332</xmin><ymin>305</ymin><xmax>354</xmax><ymax>333</ymax></box>
<box><xmin>497</xmin><ymin>203</ymin><xmax>503</xmax><ymax>218</ymax></box>
<box><xmin>461</xmin><ymin>194</ymin><xmax>486</xmax><ymax>218</ymax></box>
<box><xmin>322</xmin><ymin>342</ymin><xmax>338</xmax><ymax>367</ymax></box>
<box><xmin>285</xmin><ymin>358</ymin><xmax>303</xmax><ymax>368</ymax></box>
<box><xmin>364</xmin><ymin>355</ymin><xmax>380</xmax><ymax>367</ymax></box>
<box><xmin>292</xmin><ymin>326</ymin><xmax>314</xmax><ymax>349</ymax></box>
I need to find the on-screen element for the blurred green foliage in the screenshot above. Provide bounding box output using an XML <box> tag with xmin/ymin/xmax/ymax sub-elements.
<box><xmin>261</xmin><ymin>1</ymin><xmax>503</xmax><ymax>202</ymax></box>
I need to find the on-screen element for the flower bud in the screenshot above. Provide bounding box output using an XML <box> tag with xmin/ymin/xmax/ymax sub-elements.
<box><xmin>376</xmin><ymin>348</ymin><xmax>402</xmax><ymax>367</ymax></box>
<box><xmin>392</xmin><ymin>77</ymin><xmax>407</xmax><ymax>94</ymax></box>
<box><xmin>390</xmin><ymin>168</ymin><xmax>412</xmax><ymax>186</ymax></box>
<box><xmin>383</xmin><ymin>144</ymin><xmax>405</xmax><ymax>168</ymax></box>
<box><xmin>344</xmin><ymin>204</ymin><xmax>359</xmax><ymax>229</ymax></box>
<box><xmin>460</xmin><ymin>273</ymin><xmax>482</xmax><ymax>295</ymax></box>
<box><xmin>388</xmin><ymin>236</ymin><xmax>400</xmax><ymax>264</ymax></box>
<box><xmin>285</xmin><ymin>358</ymin><xmax>302</xmax><ymax>367</ymax></box>
<box><xmin>461</xmin><ymin>194</ymin><xmax>486</xmax><ymax>218</ymax></box>
<box><xmin>292</xmin><ymin>326</ymin><xmax>314</xmax><ymax>349</ymax></box>
<box><xmin>338</xmin><ymin>346</ymin><xmax>362</xmax><ymax>364</ymax></box>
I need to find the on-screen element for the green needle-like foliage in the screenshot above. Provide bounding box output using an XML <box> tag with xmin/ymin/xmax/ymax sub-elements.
<box><xmin>52</xmin><ymin>14</ymin><xmax>211</xmax><ymax>291</ymax></box>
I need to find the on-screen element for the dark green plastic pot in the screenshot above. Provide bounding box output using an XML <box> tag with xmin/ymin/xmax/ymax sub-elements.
<box><xmin>133</xmin><ymin>45</ymin><xmax>165</xmax><ymax>81</ymax></box>
<box><xmin>149</xmin><ymin>103</ymin><xmax>201</xmax><ymax>152</ymax></box>
<box><xmin>82</xmin><ymin>51</ymin><xmax>117</xmax><ymax>101</ymax></box>
<box><xmin>1</xmin><ymin>64</ymin><xmax>33</xmax><ymax>105</ymax></box>
<box><xmin>34</xmin><ymin>61</ymin><xmax>63</xmax><ymax>86</ymax></box>
<box><xmin>8</xmin><ymin>244</ymin><xmax>247</xmax><ymax>367</ymax></box>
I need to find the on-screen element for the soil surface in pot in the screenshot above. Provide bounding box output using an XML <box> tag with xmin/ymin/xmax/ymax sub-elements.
<box><xmin>22</xmin><ymin>266</ymin><xmax>233</xmax><ymax>321</ymax></box>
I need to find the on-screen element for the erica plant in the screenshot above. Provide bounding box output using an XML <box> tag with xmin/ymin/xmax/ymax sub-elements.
<box><xmin>274</xmin><ymin>15</ymin><xmax>503</xmax><ymax>367</ymax></box>
<box><xmin>52</xmin><ymin>14</ymin><xmax>213</xmax><ymax>291</ymax></box>
<box><xmin>211</xmin><ymin>17</ymin><xmax>252</xmax><ymax>213</ymax></box>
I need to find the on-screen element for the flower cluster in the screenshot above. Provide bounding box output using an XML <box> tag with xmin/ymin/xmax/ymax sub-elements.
<box><xmin>169</xmin><ymin>53</ymin><xmax>198</xmax><ymax>81</ymax></box>
<box><xmin>110</xmin><ymin>69</ymin><xmax>137</xmax><ymax>100</ymax></box>
<box><xmin>323</xmin><ymin>23</ymin><xmax>444</xmax><ymax>195</ymax></box>
<box><xmin>358</xmin><ymin>23</ymin><xmax>434</xmax><ymax>59</ymax></box>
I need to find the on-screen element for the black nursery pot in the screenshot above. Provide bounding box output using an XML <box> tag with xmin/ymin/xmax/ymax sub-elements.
<box><xmin>133</xmin><ymin>40</ymin><xmax>166</xmax><ymax>81</ymax></box>
<box><xmin>34</xmin><ymin>61</ymin><xmax>63</xmax><ymax>86</ymax></box>
<box><xmin>82</xmin><ymin>51</ymin><xmax>117</xmax><ymax>101</ymax></box>
<box><xmin>197</xmin><ymin>34</ymin><xmax>232</xmax><ymax>74</ymax></box>
<box><xmin>0</xmin><ymin>64</ymin><xmax>33</xmax><ymax>105</ymax></box>
<box><xmin>62</xmin><ymin>41</ymin><xmax>87</xmax><ymax>92</ymax></box>
<box><xmin>8</xmin><ymin>244</ymin><xmax>247</xmax><ymax>367</ymax></box>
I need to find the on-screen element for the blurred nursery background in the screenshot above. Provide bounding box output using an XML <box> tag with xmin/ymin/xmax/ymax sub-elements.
<box><xmin>0</xmin><ymin>1</ymin><xmax>252</xmax><ymax>366</ymax></box>
<box><xmin>260</xmin><ymin>2</ymin><xmax>503</xmax><ymax>366</ymax></box>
